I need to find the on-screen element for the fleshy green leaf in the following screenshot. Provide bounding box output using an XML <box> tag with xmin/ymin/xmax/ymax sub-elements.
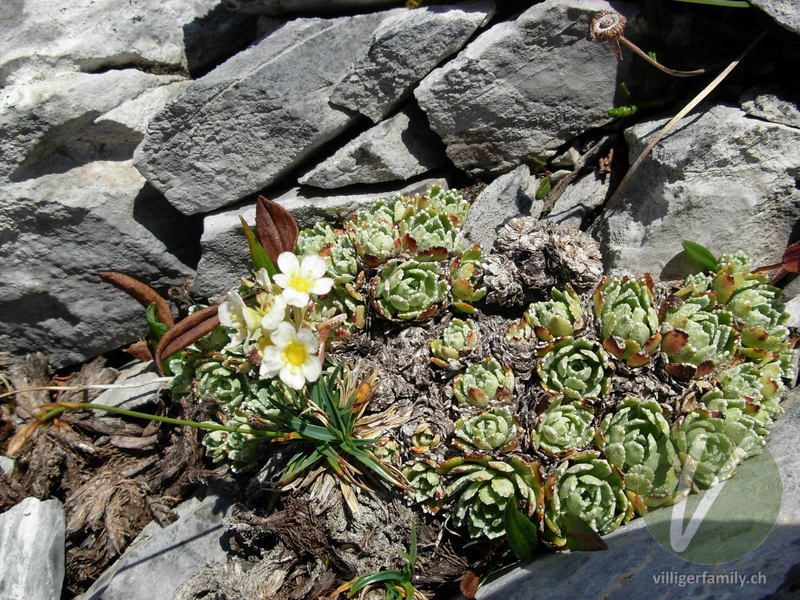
<box><xmin>240</xmin><ymin>216</ymin><xmax>277</xmax><ymax>275</ymax></box>
<box><xmin>563</xmin><ymin>512</ymin><xmax>609</xmax><ymax>552</ymax></box>
<box><xmin>145</xmin><ymin>302</ymin><xmax>170</xmax><ymax>341</ymax></box>
<box><xmin>535</xmin><ymin>177</ymin><xmax>551</xmax><ymax>200</ymax></box>
<box><xmin>682</xmin><ymin>240</ymin><xmax>717</xmax><ymax>271</ymax></box>
<box><xmin>504</xmin><ymin>501</ymin><xmax>539</xmax><ymax>559</ymax></box>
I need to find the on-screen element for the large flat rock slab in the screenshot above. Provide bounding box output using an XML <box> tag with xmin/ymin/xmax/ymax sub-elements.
<box><xmin>590</xmin><ymin>104</ymin><xmax>800</xmax><ymax>280</ymax></box>
<box><xmin>479</xmin><ymin>388</ymin><xmax>800</xmax><ymax>600</ymax></box>
<box><xmin>415</xmin><ymin>0</ymin><xmax>633</xmax><ymax>176</ymax></box>
<box><xmin>0</xmin><ymin>0</ymin><xmax>256</xmax><ymax>86</ymax></box>
<box><xmin>193</xmin><ymin>177</ymin><xmax>447</xmax><ymax>298</ymax></box>
<box><xmin>750</xmin><ymin>0</ymin><xmax>800</xmax><ymax>36</ymax></box>
<box><xmin>134</xmin><ymin>9</ymin><xmax>404</xmax><ymax>215</ymax></box>
<box><xmin>0</xmin><ymin>497</ymin><xmax>66</xmax><ymax>600</ymax></box>
<box><xmin>0</xmin><ymin>161</ymin><xmax>199</xmax><ymax>368</ymax></box>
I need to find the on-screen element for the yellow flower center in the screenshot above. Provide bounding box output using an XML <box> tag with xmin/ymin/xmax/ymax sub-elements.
<box><xmin>282</xmin><ymin>340</ymin><xmax>308</xmax><ymax>367</ymax></box>
<box><xmin>287</xmin><ymin>273</ymin><xmax>313</xmax><ymax>292</ymax></box>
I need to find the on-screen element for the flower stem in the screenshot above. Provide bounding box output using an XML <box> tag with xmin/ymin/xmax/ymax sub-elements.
<box><xmin>618</xmin><ymin>37</ymin><xmax>708</xmax><ymax>77</ymax></box>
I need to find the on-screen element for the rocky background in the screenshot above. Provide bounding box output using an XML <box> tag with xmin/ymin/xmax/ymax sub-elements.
<box><xmin>1</xmin><ymin>0</ymin><xmax>800</xmax><ymax>599</ymax></box>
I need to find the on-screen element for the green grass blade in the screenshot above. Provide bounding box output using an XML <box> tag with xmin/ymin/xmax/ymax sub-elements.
<box><xmin>240</xmin><ymin>217</ymin><xmax>277</xmax><ymax>275</ymax></box>
<box><xmin>672</xmin><ymin>0</ymin><xmax>749</xmax><ymax>7</ymax></box>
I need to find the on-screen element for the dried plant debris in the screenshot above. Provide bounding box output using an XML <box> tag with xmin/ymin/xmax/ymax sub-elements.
<box><xmin>7</xmin><ymin>186</ymin><xmax>798</xmax><ymax>599</ymax></box>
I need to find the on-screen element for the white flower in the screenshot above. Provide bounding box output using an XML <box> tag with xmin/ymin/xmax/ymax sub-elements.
<box><xmin>254</xmin><ymin>268</ymin><xmax>273</xmax><ymax>291</ymax></box>
<box><xmin>260</xmin><ymin>294</ymin><xmax>287</xmax><ymax>332</ymax></box>
<box><xmin>219</xmin><ymin>291</ymin><xmax>262</xmax><ymax>346</ymax></box>
<box><xmin>260</xmin><ymin>322</ymin><xmax>322</xmax><ymax>390</ymax></box>
<box><xmin>273</xmin><ymin>252</ymin><xmax>334</xmax><ymax>308</ymax></box>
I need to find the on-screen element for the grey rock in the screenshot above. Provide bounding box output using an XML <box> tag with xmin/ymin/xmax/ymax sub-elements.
<box><xmin>0</xmin><ymin>497</ymin><xmax>65</xmax><ymax>600</ymax></box>
<box><xmin>541</xmin><ymin>172</ymin><xmax>609</xmax><ymax>229</ymax></box>
<box><xmin>223</xmin><ymin>0</ymin><xmax>398</xmax><ymax>14</ymax></box>
<box><xmin>134</xmin><ymin>10</ymin><xmax>405</xmax><ymax>216</ymax></box>
<box><xmin>0</xmin><ymin>0</ymin><xmax>256</xmax><ymax>86</ymax></box>
<box><xmin>479</xmin><ymin>388</ymin><xmax>800</xmax><ymax>600</ymax></box>
<box><xmin>330</xmin><ymin>1</ymin><xmax>496</xmax><ymax>123</ymax></box>
<box><xmin>785</xmin><ymin>296</ymin><xmax>800</xmax><ymax>329</ymax></box>
<box><xmin>414</xmin><ymin>0</ymin><xmax>633</xmax><ymax>176</ymax></box>
<box><xmin>463</xmin><ymin>166</ymin><xmax>539</xmax><ymax>251</ymax></box>
<box><xmin>92</xmin><ymin>361</ymin><xmax>166</xmax><ymax>414</ymax></box>
<box><xmin>1</xmin><ymin>70</ymin><xmax>186</xmax><ymax>182</ymax></box>
<box><xmin>298</xmin><ymin>107</ymin><xmax>447</xmax><ymax>189</ymax></box>
<box><xmin>749</xmin><ymin>0</ymin><xmax>800</xmax><ymax>36</ymax></box>
<box><xmin>0</xmin><ymin>161</ymin><xmax>200</xmax><ymax>368</ymax></box>
<box><xmin>193</xmin><ymin>177</ymin><xmax>447</xmax><ymax>298</ymax></box>
<box><xmin>591</xmin><ymin>104</ymin><xmax>800</xmax><ymax>280</ymax></box>
<box><xmin>0</xmin><ymin>456</ymin><xmax>13</xmax><ymax>476</ymax></box>
<box><xmin>82</xmin><ymin>492</ymin><xmax>233</xmax><ymax>600</ymax></box>
<box><xmin>740</xmin><ymin>90</ymin><xmax>800</xmax><ymax>129</ymax></box>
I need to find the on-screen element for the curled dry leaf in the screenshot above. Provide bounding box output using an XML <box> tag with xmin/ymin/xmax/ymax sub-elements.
<box><xmin>97</xmin><ymin>271</ymin><xmax>174</xmax><ymax>327</ymax></box>
<box><xmin>123</xmin><ymin>340</ymin><xmax>154</xmax><ymax>362</ymax></box>
<box><xmin>154</xmin><ymin>305</ymin><xmax>220</xmax><ymax>374</ymax></box>
<box><xmin>255</xmin><ymin>196</ymin><xmax>300</xmax><ymax>262</ymax></box>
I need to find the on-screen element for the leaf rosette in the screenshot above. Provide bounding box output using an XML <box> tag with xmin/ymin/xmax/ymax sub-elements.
<box><xmin>537</xmin><ymin>337</ymin><xmax>610</xmax><ymax>399</ymax></box>
<box><xmin>403</xmin><ymin>459</ymin><xmax>444</xmax><ymax>513</ymax></box>
<box><xmin>453</xmin><ymin>407</ymin><xmax>519</xmax><ymax>453</ymax></box>
<box><xmin>593</xmin><ymin>275</ymin><xmax>661</xmax><ymax>366</ymax></box>
<box><xmin>430</xmin><ymin>318</ymin><xmax>479</xmax><ymax>368</ymax></box>
<box><xmin>531</xmin><ymin>399</ymin><xmax>595</xmax><ymax>457</ymax></box>
<box><xmin>544</xmin><ymin>451</ymin><xmax>633</xmax><ymax>547</ymax></box>
<box><xmin>453</xmin><ymin>357</ymin><xmax>515</xmax><ymax>408</ymax></box>
<box><xmin>597</xmin><ymin>397</ymin><xmax>681</xmax><ymax>507</ymax></box>
<box><xmin>450</xmin><ymin>244</ymin><xmax>487</xmax><ymax>313</ymax></box>
<box><xmin>439</xmin><ymin>455</ymin><xmax>543</xmax><ymax>540</ymax></box>
<box><xmin>525</xmin><ymin>285</ymin><xmax>583</xmax><ymax>342</ymax></box>
<box><xmin>370</xmin><ymin>259</ymin><xmax>449</xmax><ymax>322</ymax></box>
<box><xmin>672</xmin><ymin>410</ymin><xmax>740</xmax><ymax>491</ymax></box>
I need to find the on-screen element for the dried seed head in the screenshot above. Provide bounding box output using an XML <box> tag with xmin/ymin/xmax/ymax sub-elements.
<box><xmin>590</xmin><ymin>10</ymin><xmax>626</xmax><ymax>41</ymax></box>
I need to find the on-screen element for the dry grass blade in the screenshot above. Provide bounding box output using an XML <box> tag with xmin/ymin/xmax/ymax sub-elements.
<box><xmin>255</xmin><ymin>195</ymin><xmax>300</xmax><ymax>262</ymax></box>
<box><xmin>154</xmin><ymin>305</ymin><xmax>220</xmax><ymax>374</ymax></box>
<box><xmin>605</xmin><ymin>31</ymin><xmax>766</xmax><ymax>211</ymax></box>
<box><xmin>97</xmin><ymin>272</ymin><xmax>174</xmax><ymax>327</ymax></box>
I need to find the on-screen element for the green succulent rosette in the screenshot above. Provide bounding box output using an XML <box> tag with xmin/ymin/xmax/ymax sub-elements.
<box><xmin>196</xmin><ymin>361</ymin><xmax>246</xmax><ymax>409</ymax></box>
<box><xmin>403</xmin><ymin>460</ymin><xmax>445</xmax><ymax>513</ymax></box>
<box><xmin>593</xmin><ymin>275</ymin><xmax>661</xmax><ymax>367</ymax></box>
<box><xmin>537</xmin><ymin>337</ymin><xmax>610</xmax><ymax>399</ymax></box>
<box><xmin>525</xmin><ymin>285</ymin><xmax>583</xmax><ymax>342</ymax></box>
<box><xmin>373</xmin><ymin>439</ymin><xmax>399</xmax><ymax>464</ymax></box>
<box><xmin>598</xmin><ymin>397</ymin><xmax>681</xmax><ymax>507</ymax></box>
<box><xmin>660</xmin><ymin>294</ymin><xmax>737</xmax><ymax>379</ymax></box>
<box><xmin>430</xmin><ymin>318</ymin><xmax>479</xmax><ymax>368</ymax></box>
<box><xmin>425</xmin><ymin>184</ymin><xmax>471</xmax><ymax>225</ymax></box>
<box><xmin>531</xmin><ymin>399</ymin><xmax>595</xmax><ymax>457</ymax></box>
<box><xmin>701</xmin><ymin>361</ymin><xmax>785</xmax><ymax>425</ymax></box>
<box><xmin>504</xmin><ymin>318</ymin><xmax>534</xmax><ymax>344</ymax></box>
<box><xmin>439</xmin><ymin>455</ymin><xmax>543</xmax><ymax>540</ymax></box>
<box><xmin>673</xmin><ymin>411</ymin><xmax>740</xmax><ymax>491</ymax></box>
<box><xmin>410</xmin><ymin>423</ymin><xmax>441</xmax><ymax>454</ymax></box>
<box><xmin>307</xmin><ymin>285</ymin><xmax>366</xmax><ymax>341</ymax></box>
<box><xmin>450</xmin><ymin>244</ymin><xmax>486</xmax><ymax>313</ymax></box>
<box><xmin>544</xmin><ymin>451</ymin><xmax>633</xmax><ymax>546</ymax></box>
<box><xmin>402</xmin><ymin>207</ymin><xmax>462</xmax><ymax>255</ymax></box>
<box><xmin>296</xmin><ymin>222</ymin><xmax>337</xmax><ymax>257</ymax></box>
<box><xmin>201</xmin><ymin>414</ymin><xmax>264</xmax><ymax>473</ymax></box>
<box><xmin>371</xmin><ymin>258</ymin><xmax>449</xmax><ymax>322</ymax></box>
<box><xmin>347</xmin><ymin>219</ymin><xmax>399</xmax><ymax>266</ymax></box>
<box><xmin>453</xmin><ymin>357</ymin><xmax>515</xmax><ymax>408</ymax></box>
<box><xmin>453</xmin><ymin>407</ymin><xmax>519</xmax><ymax>453</ymax></box>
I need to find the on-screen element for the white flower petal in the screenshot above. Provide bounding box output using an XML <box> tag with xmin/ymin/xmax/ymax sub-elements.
<box><xmin>280</xmin><ymin>366</ymin><xmax>306</xmax><ymax>390</ymax></box>
<box><xmin>278</xmin><ymin>252</ymin><xmax>300</xmax><ymax>274</ymax></box>
<box><xmin>296</xmin><ymin>327</ymin><xmax>319</xmax><ymax>352</ymax></box>
<box><xmin>301</xmin><ymin>254</ymin><xmax>328</xmax><ymax>279</ymax></box>
<box><xmin>254</xmin><ymin>268</ymin><xmax>272</xmax><ymax>290</ymax></box>
<box><xmin>310</xmin><ymin>277</ymin><xmax>334</xmax><ymax>296</ymax></box>
<box><xmin>270</xmin><ymin>321</ymin><xmax>295</xmax><ymax>346</ymax></box>
<box><xmin>261</xmin><ymin>296</ymin><xmax>287</xmax><ymax>331</ymax></box>
<box><xmin>273</xmin><ymin>273</ymin><xmax>289</xmax><ymax>289</ymax></box>
<box><xmin>218</xmin><ymin>300</ymin><xmax>235</xmax><ymax>328</ymax></box>
<box><xmin>282</xmin><ymin>288</ymin><xmax>310</xmax><ymax>308</ymax></box>
<box><xmin>300</xmin><ymin>357</ymin><xmax>322</xmax><ymax>383</ymax></box>
<box><xmin>259</xmin><ymin>347</ymin><xmax>283</xmax><ymax>377</ymax></box>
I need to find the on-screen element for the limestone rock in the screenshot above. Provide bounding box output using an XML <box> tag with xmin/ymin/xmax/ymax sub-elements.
<box><xmin>222</xmin><ymin>0</ymin><xmax>398</xmax><ymax>14</ymax></box>
<box><xmin>1</xmin><ymin>70</ymin><xmax>186</xmax><ymax>182</ymax></box>
<box><xmin>298</xmin><ymin>107</ymin><xmax>447</xmax><ymax>189</ymax></box>
<box><xmin>749</xmin><ymin>0</ymin><xmax>800</xmax><ymax>36</ymax></box>
<box><xmin>0</xmin><ymin>161</ymin><xmax>200</xmax><ymax>368</ymax></box>
<box><xmin>0</xmin><ymin>456</ymin><xmax>13</xmax><ymax>476</ymax></box>
<box><xmin>415</xmin><ymin>0</ymin><xmax>633</xmax><ymax>176</ymax></box>
<box><xmin>134</xmin><ymin>9</ymin><xmax>405</xmax><ymax>215</ymax></box>
<box><xmin>478</xmin><ymin>389</ymin><xmax>800</xmax><ymax>600</ymax></box>
<box><xmin>91</xmin><ymin>361</ymin><xmax>165</xmax><ymax>414</ymax></box>
<box><xmin>82</xmin><ymin>492</ymin><xmax>233</xmax><ymax>600</ymax></box>
<box><xmin>591</xmin><ymin>104</ymin><xmax>800</xmax><ymax>280</ymax></box>
<box><xmin>740</xmin><ymin>89</ymin><xmax>800</xmax><ymax>129</ymax></box>
<box><xmin>193</xmin><ymin>177</ymin><xmax>447</xmax><ymax>298</ymax></box>
<box><xmin>0</xmin><ymin>0</ymin><xmax>256</xmax><ymax>86</ymax></box>
<box><xmin>462</xmin><ymin>166</ymin><xmax>539</xmax><ymax>251</ymax></box>
<box><xmin>541</xmin><ymin>172</ymin><xmax>609</xmax><ymax>229</ymax></box>
<box><xmin>0</xmin><ymin>497</ymin><xmax>65</xmax><ymax>600</ymax></box>
<box><xmin>330</xmin><ymin>1</ymin><xmax>496</xmax><ymax>123</ymax></box>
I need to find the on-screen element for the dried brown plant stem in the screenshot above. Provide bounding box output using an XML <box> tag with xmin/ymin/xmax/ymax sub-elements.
<box><xmin>605</xmin><ymin>31</ymin><xmax>766</xmax><ymax>212</ymax></box>
<box><xmin>617</xmin><ymin>36</ymin><xmax>708</xmax><ymax>78</ymax></box>
<box><xmin>0</xmin><ymin>379</ymin><xmax>172</xmax><ymax>401</ymax></box>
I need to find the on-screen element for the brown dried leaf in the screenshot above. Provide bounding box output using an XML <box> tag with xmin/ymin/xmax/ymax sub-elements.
<box><xmin>154</xmin><ymin>305</ymin><xmax>220</xmax><ymax>374</ymax></box>
<box><xmin>255</xmin><ymin>196</ymin><xmax>299</xmax><ymax>262</ymax></box>
<box><xmin>122</xmin><ymin>340</ymin><xmax>153</xmax><ymax>362</ymax></box>
<box><xmin>460</xmin><ymin>570</ymin><xmax>480</xmax><ymax>600</ymax></box>
<box><xmin>97</xmin><ymin>272</ymin><xmax>174</xmax><ymax>327</ymax></box>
